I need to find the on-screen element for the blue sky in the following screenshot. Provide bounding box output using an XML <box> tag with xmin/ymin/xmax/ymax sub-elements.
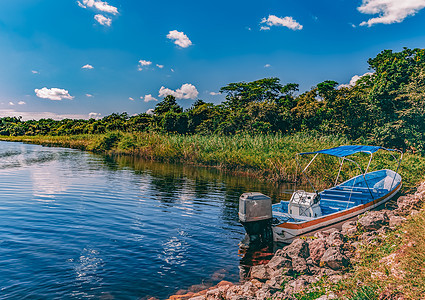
<box><xmin>0</xmin><ymin>0</ymin><xmax>425</xmax><ymax>120</ymax></box>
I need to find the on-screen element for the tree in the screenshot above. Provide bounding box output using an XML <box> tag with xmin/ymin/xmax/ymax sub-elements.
<box><xmin>154</xmin><ymin>95</ymin><xmax>183</xmax><ymax>115</ymax></box>
<box><xmin>220</xmin><ymin>78</ymin><xmax>283</xmax><ymax>108</ymax></box>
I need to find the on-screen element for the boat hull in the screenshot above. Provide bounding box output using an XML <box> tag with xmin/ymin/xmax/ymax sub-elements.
<box><xmin>273</xmin><ymin>182</ymin><xmax>401</xmax><ymax>243</ymax></box>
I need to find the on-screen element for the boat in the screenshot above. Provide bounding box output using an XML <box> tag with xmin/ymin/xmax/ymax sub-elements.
<box><xmin>238</xmin><ymin>145</ymin><xmax>402</xmax><ymax>245</ymax></box>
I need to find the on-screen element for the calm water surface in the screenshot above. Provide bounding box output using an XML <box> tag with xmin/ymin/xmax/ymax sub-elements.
<box><xmin>0</xmin><ymin>141</ymin><xmax>288</xmax><ymax>299</ymax></box>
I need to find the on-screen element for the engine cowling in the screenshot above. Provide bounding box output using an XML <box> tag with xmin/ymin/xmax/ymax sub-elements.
<box><xmin>239</xmin><ymin>192</ymin><xmax>273</xmax><ymax>247</ymax></box>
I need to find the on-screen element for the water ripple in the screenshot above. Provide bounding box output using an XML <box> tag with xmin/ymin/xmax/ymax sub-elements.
<box><xmin>0</xmin><ymin>141</ymin><xmax>284</xmax><ymax>299</ymax></box>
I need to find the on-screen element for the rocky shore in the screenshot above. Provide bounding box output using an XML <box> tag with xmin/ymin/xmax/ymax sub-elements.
<box><xmin>168</xmin><ymin>182</ymin><xmax>425</xmax><ymax>300</ymax></box>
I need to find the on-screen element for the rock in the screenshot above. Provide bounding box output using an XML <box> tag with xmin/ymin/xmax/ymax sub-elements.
<box><xmin>416</xmin><ymin>182</ymin><xmax>425</xmax><ymax>194</ymax></box>
<box><xmin>360</xmin><ymin>231</ymin><xmax>378</xmax><ymax>243</ymax></box>
<box><xmin>320</xmin><ymin>247</ymin><xmax>349</xmax><ymax>270</ymax></box>
<box><xmin>265</xmin><ymin>275</ymin><xmax>288</xmax><ymax>290</ymax></box>
<box><xmin>314</xmin><ymin>228</ymin><xmax>339</xmax><ymax>239</ymax></box>
<box><xmin>411</xmin><ymin>210</ymin><xmax>420</xmax><ymax>217</ymax></box>
<box><xmin>309</xmin><ymin>238</ymin><xmax>327</xmax><ymax>263</ymax></box>
<box><xmin>291</xmin><ymin>256</ymin><xmax>310</xmax><ymax>275</ymax></box>
<box><xmin>249</xmin><ymin>279</ymin><xmax>262</xmax><ymax>289</ymax></box>
<box><xmin>225</xmin><ymin>281</ymin><xmax>258</xmax><ymax>300</ymax></box>
<box><xmin>397</xmin><ymin>195</ymin><xmax>422</xmax><ymax>212</ymax></box>
<box><xmin>286</xmin><ymin>278</ymin><xmax>308</xmax><ymax>293</ymax></box>
<box><xmin>188</xmin><ymin>296</ymin><xmax>205</xmax><ymax>300</ymax></box>
<box><xmin>357</xmin><ymin>211</ymin><xmax>389</xmax><ymax>231</ymax></box>
<box><xmin>270</xmin><ymin>292</ymin><xmax>285</xmax><ymax>299</ymax></box>
<box><xmin>319</xmin><ymin>268</ymin><xmax>340</xmax><ymax>277</ymax></box>
<box><xmin>255</xmin><ymin>291</ymin><xmax>270</xmax><ymax>300</ymax></box>
<box><xmin>205</xmin><ymin>286</ymin><xmax>229</xmax><ymax>300</ymax></box>
<box><xmin>282</xmin><ymin>238</ymin><xmax>310</xmax><ymax>259</ymax></box>
<box><xmin>327</xmin><ymin>231</ymin><xmax>344</xmax><ymax>248</ymax></box>
<box><xmin>351</xmin><ymin>241</ymin><xmax>361</xmax><ymax>249</ymax></box>
<box><xmin>315</xmin><ymin>292</ymin><xmax>338</xmax><ymax>299</ymax></box>
<box><xmin>255</xmin><ymin>287</ymin><xmax>272</xmax><ymax>300</ymax></box>
<box><xmin>267</xmin><ymin>255</ymin><xmax>292</xmax><ymax>270</ymax></box>
<box><xmin>376</xmin><ymin>226</ymin><xmax>391</xmax><ymax>235</ymax></box>
<box><xmin>239</xmin><ymin>281</ymin><xmax>258</xmax><ymax>296</ymax></box>
<box><xmin>341</xmin><ymin>221</ymin><xmax>357</xmax><ymax>236</ymax></box>
<box><xmin>327</xmin><ymin>274</ymin><xmax>343</xmax><ymax>283</ymax></box>
<box><xmin>250</xmin><ymin>264</ymin><xmax>270</xmax><ymax>281</ymax></box>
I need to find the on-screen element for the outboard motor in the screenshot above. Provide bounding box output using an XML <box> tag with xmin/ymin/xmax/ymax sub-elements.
<box><xmin>239</xmin><ymin>192</ymin><xmax>273</xmax><ymax>248</ymax></box>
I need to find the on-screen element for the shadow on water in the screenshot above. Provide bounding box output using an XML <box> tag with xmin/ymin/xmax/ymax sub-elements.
<box><xmin>107</xmin><ymin>154</ymin><xmax>294</xmax><ymax>220</ymax></box>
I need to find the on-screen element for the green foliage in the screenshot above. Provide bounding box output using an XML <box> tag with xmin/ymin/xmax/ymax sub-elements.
<box><xmin>91</xmin><ymin>132</ymin><xmax>121</xmax><ymax>151</ymax></box>
<box><xmin>292</xmin><ymin>276</ymin><xmax>328</xmax><ymax>300</ymax></box>
<box><xmin>1</xmin><ymin>48</ymin><xmax>425</xmax><ymax>153</ymax></box>
<box><xmin>349</xmin><ymin>285</ymin><xmax>378</xmax><ymax>300</ymax></box>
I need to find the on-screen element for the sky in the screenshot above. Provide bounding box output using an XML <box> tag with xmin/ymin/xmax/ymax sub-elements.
<box><xmin>0</xmin><ymin>0</ymin><xmax>425</xmax><ymax>120</ymax></box>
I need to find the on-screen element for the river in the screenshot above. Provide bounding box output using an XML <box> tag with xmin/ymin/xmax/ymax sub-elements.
<box><xmin>0</xmin><ymin>141</ymin><xmax>290</xmax><ymax>299</ymax></box>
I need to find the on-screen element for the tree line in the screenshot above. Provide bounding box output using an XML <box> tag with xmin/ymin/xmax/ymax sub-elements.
<box><xmin>1</xmin><ymin>48</ymin><xmax>425</xmax><ymax>153</ymax></box>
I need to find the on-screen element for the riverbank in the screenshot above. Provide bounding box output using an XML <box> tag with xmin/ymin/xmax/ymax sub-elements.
<box><xmin>2</xmin><ymin>133</ymin><xmax>425</xmax><ymax>299</ymax></box>
<box><xmin>1</xmin><ymin>132</ymin><xmax>425</xmax><ymax>190</ymax></box>
<box><xmin>168</xmin><ymin>181</ymin><xmax>425</xmax><ymax>300</ymax></box>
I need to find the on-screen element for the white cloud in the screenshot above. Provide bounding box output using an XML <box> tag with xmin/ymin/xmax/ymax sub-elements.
<box><xmin>78</xmin><ymin>0</ymin><xmax>118</xmax><ymax>14</ymax></box>
<box><xmin>358</xmin><ymin>0</ymin><xmax>425</xmax><ymax>26</ymax></box>
<box><xmin>209</xmin><ymin>92</ymin><xmax>221</xmax><ymax>96</ymax></box>
<box><xmin>18</xmin><ymin>101</ymin><xmax>26</xmax><ymax>105</ymax></box>
<box><xmin>0</xmin><ymin>109</ymin><xmax>90</xmax><ymax>121</ymax></box>
<box><xmin>86</xmin><ymin>94</ymin><xmax>94</xmax><ymax>97</ymax></box>
<box><xmin>158</xmin><ymin>83</ymin><xmax>199</xmax><ymax>100</ymax></box>
<box><xmin>143</xmin><ymin>94</ymin><xmax>157</xmax><ymax>102</ymax></box>
<box><xmin>89</xmin><ymin>112</ymin><xmax>101</xmax><ymax>119</ymax></box>
<box><xmin>8</xmin><ymin>102</ymin><xmax>14</xmax><ymax>106</ymax></box>
<box><xmin>31</xmin><ymin>70</ymin><xmax>39</xmax><ymax>74</ymax></box>
<box><xmin>129</xmin><ymin>97</ymin><xmax>134</xmax><ymax>101</ymax></box>
<box><xmin>264</xmin><ymin>64</ymin><xmax>271</xmax><ymax>68</ymax></box>
<box><xmin>338</xmin><ymin>72</ymin><xmax>374</xmax><ymax>88</ymax></box>
<box><xmin>166</xmin><ymin>30</ymin><xmax>192</xmax><ymax>48</ymax></box>
<box><xmin>82</xmin><ymin>64</ymin><xmax>94</xmax><ymax>69</ymax></box>
<box><xmin>94</xmin><ymin>14</ymin><xmax>112</xmax><ymax>26</ymax></box>
<box><xmin>35</xmin><ymin>87</ymin><xmax>74</xmax><ymax>101</ymax></box>
<box><xmin>138</xmin><ymin>60</ymin><xmax>152</xmax><ymax>71</ymax></box>
<box><xmin>260</xmin><ymin>26</ymin><xmax>271</xmax><ymax>31</ymax></box>
<box><xmin>260</xmin><ymin>15</ymin><xmax>303</xmax><ymax>30</ymax></box>
<box><xmin>146</xmin><ymin>108</ymin><xmax>155</xmax><ymax>115</ymax></box>
<box><xmin>156</xmin><ymin>64</ymin><xmax>164</xmax><ymax>69</ymax></box>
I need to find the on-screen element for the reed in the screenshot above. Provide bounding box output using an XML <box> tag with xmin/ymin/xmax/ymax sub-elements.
<box><xmin>1</xmin><ymin>132</ymin><xmax>425</xmax><ymax>189</ymax></box>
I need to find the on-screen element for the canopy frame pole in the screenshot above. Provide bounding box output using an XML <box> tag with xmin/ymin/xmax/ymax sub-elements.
<box><xmin>296</xmin><ymin>153</ymin><xmax>318</xmax><ymax>194</ymax></box>
<box><xmin>302</xmin><ymin>153</ymin><xmax>318</xmax><ymax>174</ymax></box>
<box><xmin>365</xmin><ymin>153</ymin><xmax>373</xmax><ymax>174</ymax></box>
<box><xmin>334</xmin><ymin>157</ymin><xmax>345</xmax><ymax>187</ymax></box>
<box><xmin>385</xmin><ymin>149</ymin><xmax>403</xmax><ymax>190</ymax></box>
<box><xmin>343</xmin><ymin>157</ymin><xmax>375</xmax><ymax>200</ymax></box>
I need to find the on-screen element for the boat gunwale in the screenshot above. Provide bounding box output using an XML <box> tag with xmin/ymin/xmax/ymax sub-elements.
<box><xmin>276</xmin><ymin>181</ymin><xmax>401</xmax><ymax>230</ymax></box>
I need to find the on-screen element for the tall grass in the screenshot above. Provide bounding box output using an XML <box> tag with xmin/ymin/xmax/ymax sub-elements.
<box><xmin>1</xmin><ymin>132</ymin><xmax>425</xmax><ymax>189</ymax></box>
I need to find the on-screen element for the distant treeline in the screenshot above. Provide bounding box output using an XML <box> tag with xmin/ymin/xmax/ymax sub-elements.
<box><xmin>1</xmin><ymin>48</ymin><xmax>425</xmax><ymax>152</ymax></box>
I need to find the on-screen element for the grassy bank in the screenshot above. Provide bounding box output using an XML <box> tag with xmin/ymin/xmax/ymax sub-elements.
<box><xmin>331</xmin><ymin>203</ymin><xmax>425</xmax><ymax>299</ymax></box>
<box><xmin>1</xmin><ymin>132</ymin><xmax>425</xmax><ymax>190</ymax></box>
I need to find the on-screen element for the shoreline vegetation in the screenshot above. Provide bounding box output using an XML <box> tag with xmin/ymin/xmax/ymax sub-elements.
<box><xmin>0</xmin><ymin>48</ymin><xmax>424</xmax><ymax>189</ymax></box>
<box><xmin>1</xmin><ymin>132</ymin><xmax>425</xmax><ymax>192</ymax></box>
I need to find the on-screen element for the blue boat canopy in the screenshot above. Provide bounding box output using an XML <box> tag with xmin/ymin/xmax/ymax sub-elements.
<box><xmin>299</xmin><ymin>145</ymin><xmax>398</xmax><ymax>158</ymax></box>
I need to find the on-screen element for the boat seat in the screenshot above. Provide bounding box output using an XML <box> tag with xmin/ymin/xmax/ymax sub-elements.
<box><xmin>335</xmin><ymin>186</ymin><xmax>373</xmax><ymax>192</ymax></box>
<box><xmin>323</xmin><ymin>189</ymin><xmax>364</xmax><ymax>196</ymax></box>
<box><xmin>319</xmin><ymin>198</ymin><xmax>356</xmax><ymax>210</ymax></box>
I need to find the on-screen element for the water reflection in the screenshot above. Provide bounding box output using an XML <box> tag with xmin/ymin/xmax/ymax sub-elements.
<box><xmin>0</xmin><ymin>143</ymin><xmax>295</xmax><ymax>299</ymax></box>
